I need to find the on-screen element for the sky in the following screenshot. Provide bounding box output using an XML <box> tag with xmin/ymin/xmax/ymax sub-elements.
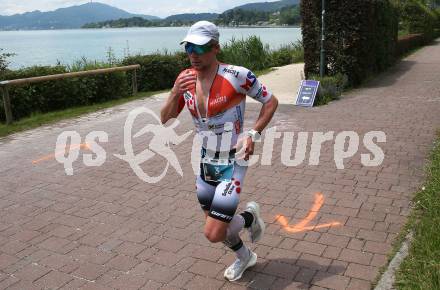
<box><xmin>0</xmin><ymin>0</ymin><xmax>278</xmax><ymax>18</ymax></box>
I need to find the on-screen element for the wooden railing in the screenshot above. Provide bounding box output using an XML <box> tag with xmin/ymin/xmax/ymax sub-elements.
<box><xmin>0</xmin><ymin>64</ymin><xmax>141</xmax><ymax>124</ymax></box>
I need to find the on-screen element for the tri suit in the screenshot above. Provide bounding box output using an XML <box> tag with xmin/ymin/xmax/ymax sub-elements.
<box><xmin>177</xmin><ymin>63</ymin><xmax>273</xmax><ymax>223</ymax></box>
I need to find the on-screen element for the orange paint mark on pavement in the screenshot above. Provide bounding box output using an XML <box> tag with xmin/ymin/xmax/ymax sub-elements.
<box><xmin>32</xmin><ymin>143</ymin><xmax>91</xmax><ymax>164</ymax></box>
<box><xmin>276</xmin><ymin>192</ymin><xmax>341</xmax><ymax>233</ymax></box>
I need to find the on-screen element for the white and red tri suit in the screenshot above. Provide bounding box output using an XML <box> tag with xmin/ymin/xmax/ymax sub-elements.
<box><xmin>176</xmin><ymin>63</ymin><xmax>273</xmax><ymax>222</ymax></box>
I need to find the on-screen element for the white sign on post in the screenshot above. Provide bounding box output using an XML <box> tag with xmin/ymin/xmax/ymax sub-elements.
<box><xmin>295</xmin><ymin>80</ymin><xmax>320</xmax><ymax>107</ymax></box>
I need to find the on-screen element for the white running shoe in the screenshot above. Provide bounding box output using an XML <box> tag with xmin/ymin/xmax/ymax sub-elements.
<box><xmin>224</xmin><ymin>250</ymin><xmax>257</xmax><ymax>281</ymax></box>
<box><xmin>245</xmin><ymin>201</ymin><xmax>265</xmax><ymax>243</ymax></box>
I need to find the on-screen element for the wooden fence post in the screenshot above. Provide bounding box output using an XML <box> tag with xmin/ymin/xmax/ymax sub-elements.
<box><xmin>132</xmin><ymin>70</ymin><xmax>138</xmax><ymax>95</ymax></box>
<box><xmin>1</xmin><ymin>86</ymin><xmax>13</xmax><ymax>125</ymax></box>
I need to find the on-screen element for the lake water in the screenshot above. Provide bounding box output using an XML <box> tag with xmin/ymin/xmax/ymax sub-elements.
<box><xmin>0</xmin><ymin>27</ymin><xmax>302</xmax><ymax>69</ymax></box>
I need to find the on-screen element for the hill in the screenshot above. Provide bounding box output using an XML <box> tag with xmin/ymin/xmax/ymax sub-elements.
<box><xmin>227</xmin><ymin>0</ymin><xmax>300</xmax><ymax>13</ymax></box>
<box><xmin>0</xmin><ymin>2</ymin><xmax>159</xmax><ymax>30</ymax></box>
<box><xmin>1</xmin><ymin>0</ymin><xmax>301</xmax><ymax>30</ymax></box>
<box><xmin>164</xmin><ymin>13</ymin><xmax>219</xmax><ymax>22</ymax></box>
<box><xmin>161</xmin><ymin>0</ymin><xmax>300</xmax><ymax>22</ymax></box>
<box><xmin>83</xmin><ymin>0</ymin><xmax>301</xmax><ymax>28</ymax></box>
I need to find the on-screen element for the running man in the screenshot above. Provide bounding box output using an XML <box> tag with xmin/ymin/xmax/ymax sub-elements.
<box><xmin>160</xmin><ymin>21</ymin><xmax>278</xmax><ymax>281</ymax></box>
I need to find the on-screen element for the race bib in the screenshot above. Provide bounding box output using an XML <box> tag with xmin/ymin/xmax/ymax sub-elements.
<box><xmin>201</xmin><ymin>157</ymin><xmax>234</xmax><ymax>182</ymax></box>
<box><xmin>201</xmin><ymin>148</ymin><xmax>235</xmax><ymax>182</ymax></box>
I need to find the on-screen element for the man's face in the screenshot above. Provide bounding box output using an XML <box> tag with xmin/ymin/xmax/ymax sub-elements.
<box><xmin>185</xmin><ymin>42</ymin><xmax>220</xmax><ymax>71</ymax></box>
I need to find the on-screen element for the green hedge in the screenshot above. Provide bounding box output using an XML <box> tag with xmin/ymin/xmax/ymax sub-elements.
<box><xmin>0</xmin><ymin>63</ymin><xmax>130</xmax><ymax>122</ymax></box>
<box><xmin>122</xmin><ymin>52</ymin><xmax>190</xmax><ymax>92</ymax></box>
<box><xmin>435</xmin><ymin>8</ymin><xmax>440</xmax><ymax>30</ymax></box>
<box><xmin>396</xmin><ymin>33</ymin><xmax>428</xmax><ymax>57</ymax></box>
<box><xmin>301</xmin><ymin>0</ymin><xmax>399</xmax><ymax>86</ymax></box>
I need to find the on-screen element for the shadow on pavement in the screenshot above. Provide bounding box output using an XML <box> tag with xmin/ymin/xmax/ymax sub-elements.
<box><xmin>356</xmin><ymin>40</ymin><xmax>439</xmax><ymax>90</ymax></box>
<box><xmin>234</xmin><ymin>258</ymin><xmax>346</xmax><ymax>290</ymax></box>
<box><xmin>359</xmin><ymin>59</ymin><xmax>417</xmax><ymax>89</ymax></box>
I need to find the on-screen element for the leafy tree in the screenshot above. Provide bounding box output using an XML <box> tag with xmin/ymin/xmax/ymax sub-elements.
<box><xmin>400</xmin><ymin>0</ymin><xmax>436</xmax><ymax>38</ymax></box>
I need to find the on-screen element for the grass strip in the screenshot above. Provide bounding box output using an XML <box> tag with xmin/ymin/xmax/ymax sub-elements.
<box><xmin>394</xmin><ymin>131</ymin><xmax>440</xmax><ymax>290</ymax></box>
<box><xmin>0</xmin><ymin>90</ymin><xmax>165</xmax><ymax>138</ymax></box>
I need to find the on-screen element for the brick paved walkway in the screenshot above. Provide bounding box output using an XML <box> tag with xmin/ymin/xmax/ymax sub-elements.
<box><xmin>0</xmin><ymin>40</ymin><xmax>439</xmax><ymax>290</ymax></box>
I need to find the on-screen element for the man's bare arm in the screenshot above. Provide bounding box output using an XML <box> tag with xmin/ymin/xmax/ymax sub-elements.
<box><xmin>160</xmin><ymin>71</ymin><xmax>196</xmax><ymax>124</ymax></box>
<box><xmin>160</xmin><ymin>91</ymin><xmax>182</xmax><ymax>124</ymax></box>
<box><xmin>253</xmin><ymin>95</ymin><xmax>279</xmax><ymax>133</ymax></box>
<box><xmin>236</xmin><ymin>95</ymin><xmax>279</xmax><ymax>160</ymax></box>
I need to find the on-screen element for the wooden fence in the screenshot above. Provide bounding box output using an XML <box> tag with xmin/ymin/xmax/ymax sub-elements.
<box><xmin>0</xmin><ymin>64</ymin><xmax>140</xmax><ymax>124</ymax></box>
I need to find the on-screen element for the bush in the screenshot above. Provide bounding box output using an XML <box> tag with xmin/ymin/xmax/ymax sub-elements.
<box><xmin>301</xmin><ymin>0</ymin><xmax>399</xmax><ymax>86</ymax></box>
<box><xmin>269</xmin><ymin>41</ymin><xmax>304</xmax><ymax>67</ymax></box>
<box><xmin>310</xmin><ymin>73</ymin><xmax>348</xmax><ymax>106</ymax></box>
<box><xmin>0</xmin><ymin>61</ymin><xmax>130</xmax><ymax>122</ymax></box>
<box><xmin>122</xmin><ymin>52</ymin><xmax>190</xmax><ymax>92</ymax></box>
<box><xmin>218</xmin><ymin>36</ymin><xmax>271</xmax><ymax>71</ymax></box>
<box><xmin>219</xmin><ymin>36</ymin><xmax>303</xmax><ymax>71</ymax></box>
<box><xmin>122</xmin><ymin>37</ymin><xmax>302</xmax><ymax>95</ymax></box>
<box><xmin>0</xmin><ymin>48</ymin><xmax>14</xmax><ymax>78</ymax></box>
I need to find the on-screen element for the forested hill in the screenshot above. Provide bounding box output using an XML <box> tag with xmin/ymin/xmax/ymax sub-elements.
<box><xmin>0</xmin><ymin>2</ymin><xmax>158</xmax><ymax>30</ymax></box>
<box><xmin>83</xmin><ymin>1</ymin><xmax>301</xmax><ymax>28</ymax></box>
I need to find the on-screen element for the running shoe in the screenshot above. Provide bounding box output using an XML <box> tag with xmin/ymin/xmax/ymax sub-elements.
<box><xmin>245</xmin><ymin>201</ymin><xmax>265</xmax><ymax>243</ymax></box>
<box><xmin>224</xmin><ymin>250</ymin><xmax>257</xmax><ymax>281</ymax></box>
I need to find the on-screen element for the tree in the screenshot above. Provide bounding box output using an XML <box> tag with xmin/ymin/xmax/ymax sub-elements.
<box><xmin>401</xmin><ymin>0</ymin><xmax>436</xmax><ymax>37</ymax></box>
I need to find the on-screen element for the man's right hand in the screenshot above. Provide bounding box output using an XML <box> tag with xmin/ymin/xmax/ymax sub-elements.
<box><xmin>171</xmin><ymin>70</ymin><xmax>197</xmax><ymax>97</ymax></box>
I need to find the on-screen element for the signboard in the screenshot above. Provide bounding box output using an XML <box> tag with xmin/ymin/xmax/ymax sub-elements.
<box><xmin>295</xmin><ymin>80</ymin><xmax>320</xmax><ymax>107</ymax></box>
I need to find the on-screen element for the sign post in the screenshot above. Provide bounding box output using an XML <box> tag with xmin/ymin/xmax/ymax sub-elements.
<box><xmin>320</xmin><ymin>0</ymin><xmax>326</xmax><ymax>77</ymax></box>
<box><xmin>1</xmin><ymin>86</ymin><xmax>13</xmax><ymax>124</ymax></box>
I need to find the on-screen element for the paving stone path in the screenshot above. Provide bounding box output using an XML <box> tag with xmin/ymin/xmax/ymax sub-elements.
<box><xmin>0</xmin><ymin>40</ymin><xmax>439</xmax><ymax>290</ymax></box>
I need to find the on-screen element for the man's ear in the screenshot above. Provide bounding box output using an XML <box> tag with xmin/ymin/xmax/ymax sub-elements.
<box><xmin>213</xmin><ymin>43</ymin><xmax>220</xmax><ymax>54</ymax></box>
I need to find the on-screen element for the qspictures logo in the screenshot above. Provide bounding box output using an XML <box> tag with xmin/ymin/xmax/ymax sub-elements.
<box><xmin>53</xmin><ymin>106</ymin><xmax>386</xmax><ymax>183</ymax></box>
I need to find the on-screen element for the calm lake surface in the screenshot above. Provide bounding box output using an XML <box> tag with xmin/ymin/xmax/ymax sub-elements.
<box><xmin>0</xmin><ymin>27</ymin><xmax>302</xmax><ymax>69</ymax></box>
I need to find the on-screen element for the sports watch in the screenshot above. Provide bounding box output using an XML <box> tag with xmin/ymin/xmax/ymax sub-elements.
<box><xmin>246</xmin><ymin>129</ymin><xmax>261</xmax><ymax>142</ymax></box>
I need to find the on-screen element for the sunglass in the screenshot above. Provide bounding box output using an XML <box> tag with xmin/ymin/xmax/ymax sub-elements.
<box><xmin>185</xmin><ymin>43</ymin><xmax>213</xmax><ymax>55</ymax></box>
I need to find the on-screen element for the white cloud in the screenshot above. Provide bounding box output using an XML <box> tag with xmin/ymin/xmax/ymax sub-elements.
<box><xmin>0</xmin><ymin>0</ymin><xmax>276</xmax><ymax>17</ymax></box>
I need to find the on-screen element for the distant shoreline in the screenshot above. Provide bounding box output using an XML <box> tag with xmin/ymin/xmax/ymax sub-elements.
<box><xmin>82</xmin><ymin>25</ymin><xmax>300</xmax><ymax>30</ymax></box>
<box><xmin>0</xmin><ymin>25</ymin><xmax>300</xmax><ymax>32</ymax></box>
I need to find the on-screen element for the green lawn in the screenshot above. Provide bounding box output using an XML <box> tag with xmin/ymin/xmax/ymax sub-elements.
<box><xmin>0</xmin><ymin>90</ymin><xmax>165</xmax><ymax>138</ymax></box>
<box><xmin>395</xmin><ymin>131</ymin><xmax>440</xmax><ymax>290</ymax></box>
